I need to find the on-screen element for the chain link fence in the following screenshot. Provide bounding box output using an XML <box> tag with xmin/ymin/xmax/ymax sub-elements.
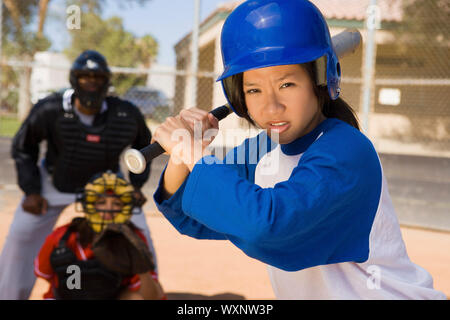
<box><xmin>0</xmin><ymin>1</ymin><xmax>448</xmax><ymax>154</ymax></box>
<box><xmin>0</xmin><ymin>1</ymin><xmax>448</xmax><ymax>230</ymax></box>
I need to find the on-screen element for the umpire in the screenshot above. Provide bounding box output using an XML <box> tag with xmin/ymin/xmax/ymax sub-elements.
<box><xmin>0</xmin><ymin>50</ymin><xmax>156</xmax><ymax>299</ymax></box>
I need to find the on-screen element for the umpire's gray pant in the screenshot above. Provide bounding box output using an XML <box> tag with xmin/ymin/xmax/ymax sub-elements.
<box><xmin>0</xmin><ymin>167</ymin><xmax>157</xmax><ymax>300</ymax></box>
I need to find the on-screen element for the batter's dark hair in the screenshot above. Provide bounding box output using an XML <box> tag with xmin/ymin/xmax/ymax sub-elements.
<box><xmin>223</xmin><ymin>62</ymin><xmax>360</xmax><ymax>130</ymax></box>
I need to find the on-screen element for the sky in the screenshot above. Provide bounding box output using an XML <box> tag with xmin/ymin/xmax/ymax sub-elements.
<box><xmin>46</xmin><ymin>0</ymin><xmax>230</xmax><ymax>66</ymax></box>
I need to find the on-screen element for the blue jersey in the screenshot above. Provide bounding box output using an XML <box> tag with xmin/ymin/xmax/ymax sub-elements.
<box><xmin>154</xmin><ymin>118</ymin><xmax>445</xmax><ymax>299</ymax></box>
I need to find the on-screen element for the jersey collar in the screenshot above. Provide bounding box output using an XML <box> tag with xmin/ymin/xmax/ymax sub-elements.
<box><xmin>280</xmin><ymin>118</ymin><xmax>332</xmax><ymax>156</ymax></box>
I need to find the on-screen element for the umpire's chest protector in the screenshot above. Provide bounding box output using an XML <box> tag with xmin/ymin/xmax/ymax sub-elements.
<box><xmin>52</xmin><ymin>98</ymin><xmax>138</xmax><ymax>193</ymax></box>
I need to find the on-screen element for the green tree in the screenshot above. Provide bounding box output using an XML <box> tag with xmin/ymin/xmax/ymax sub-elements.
<box><xmin>1</xmin><ymin>0</ymin><xmax>153</xmax><ymax>118</ymax></box>
<box><xmin>2</xmin><ymin>0</ymin><xmax>52</xmax><ymax>119</ymax></box>
<box><xmin>73</xmin><ymin>0</ymin><xmax>151</xmax><ymax>14</ymax></box>
<box><xmin>65</xmin><ymin>12</ymin><xmax>158</xmax><ymax>95</ymax></box>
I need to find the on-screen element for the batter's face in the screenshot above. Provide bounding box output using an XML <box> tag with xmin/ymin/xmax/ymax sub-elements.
<box><xmin>243</xmin><ymin>64</ymin><xmax>325</xmax><ymax>144</ymax></box>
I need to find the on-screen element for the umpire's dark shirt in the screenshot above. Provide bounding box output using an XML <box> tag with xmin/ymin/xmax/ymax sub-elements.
<box><xmin>11</xmin><ymin>92</ymin><xmax>152</xmax><ymax>195</ymax></box>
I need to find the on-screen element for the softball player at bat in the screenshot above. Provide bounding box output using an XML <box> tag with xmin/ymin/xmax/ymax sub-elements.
<box><xmin>151</xmin><ymin>0</ymin><xmax>446</xmax><ymax>299</ymax></box>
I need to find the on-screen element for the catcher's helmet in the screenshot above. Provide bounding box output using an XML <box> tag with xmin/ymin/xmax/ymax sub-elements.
<box><xmin>217</xmin><ymin>0</ymin><xmax>341</xmax><ymax>115</ymax></box>
<box><xmin>69</xmin><ymin>50</ymin><xmax>111</xmax><ymax>112</ymax></box>
<box><xmin>76</xmin><ymin>171</ymin><xmax>136</xmax><ymax>233</ymax></box>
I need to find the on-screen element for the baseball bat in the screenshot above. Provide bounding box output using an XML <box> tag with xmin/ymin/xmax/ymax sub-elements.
<box><xmin>125</xmin><ymin>29</ymin><xmax>362</xmax><ymax>174</ymax></box>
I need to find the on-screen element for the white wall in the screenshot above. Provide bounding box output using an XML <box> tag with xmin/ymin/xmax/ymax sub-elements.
<box><xmin>30</xmin><ymin>52</ymin><xmax>71</xmax><ymax>103</ymax></box>
<box><xmin>146</xmin><ymin>63</ymin><xmax>176</xmax><ymax>100</ymax></box>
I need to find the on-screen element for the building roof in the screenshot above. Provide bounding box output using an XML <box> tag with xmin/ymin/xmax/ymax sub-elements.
<box><xmin>175</xmin><ymin>0</ymin><xmax>403</xmax><ymax>49</ymax></box>
<box><xmin>218</xmin><ymin>0</ymin><xmax>403</xmax><ymax>22</ymax></box>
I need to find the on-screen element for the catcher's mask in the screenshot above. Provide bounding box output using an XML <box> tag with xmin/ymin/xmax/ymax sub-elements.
<box><xmin>76</xmin><ymin>171</ymin><xmax>136</xmax><ymax>233</ymax></box>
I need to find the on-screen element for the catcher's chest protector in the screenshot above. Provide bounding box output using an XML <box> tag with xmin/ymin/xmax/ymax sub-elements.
<box><xmin>49</xmin><ymin>227</ymin><xmax>123</xmax><ymax>300</ymax></box>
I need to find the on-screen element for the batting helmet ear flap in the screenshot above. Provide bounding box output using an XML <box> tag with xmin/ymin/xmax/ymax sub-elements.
<box><xmin>314</xmin><ymin>54</ymin><xmax>342</xmax><ymax>99</ymax></box>
<box><xmin>326</xmin><ymin>52</ymin><xmax>342</xmax><ymax>100</ymax></box>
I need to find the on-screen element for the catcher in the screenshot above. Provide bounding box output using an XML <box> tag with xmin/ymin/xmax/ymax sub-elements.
<box><xmin>34</xmin><ymin>171</ymin><xmax>165</xmax><ymax>300</ymax></box>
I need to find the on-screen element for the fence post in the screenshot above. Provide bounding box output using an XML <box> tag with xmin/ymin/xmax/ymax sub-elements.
<box><xmin>190</xmin><ymin>0</ymin><xmax>201</xmax><ymax>108</ymax></box>
<box><xmin>361</xmin><ymin>0</ymin><xmax>379</xmax><ymax>135</ymax></box>
<box><xmin>0</xmin><ymin>0</ymin><xmax>3</xmax><ymax>111</ymax></box>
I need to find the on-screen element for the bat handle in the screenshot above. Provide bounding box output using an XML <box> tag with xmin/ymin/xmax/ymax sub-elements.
<box><xmin>125</xmin><ymin>104</ymin><xmax>231</xmax><ymax>174</ymax></box>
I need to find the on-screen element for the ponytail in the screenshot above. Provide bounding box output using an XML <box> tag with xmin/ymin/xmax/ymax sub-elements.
<box><xmin>316</xmin><ymin>87</ymin><xmax>360</xmax><ymax>130</ymax></box>
<box><xmin>306</xmin><ymin>62</ymin><xmax>360</xmax><ymax>130</ymax></box>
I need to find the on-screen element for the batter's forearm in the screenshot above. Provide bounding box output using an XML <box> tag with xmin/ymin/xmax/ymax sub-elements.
<box><xmin>161</xmin><ymin>155</ymin><xmax>190</xmax><ymax>199</ymax></box>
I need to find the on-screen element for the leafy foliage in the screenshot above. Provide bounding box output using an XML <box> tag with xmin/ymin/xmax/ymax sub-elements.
<box><xmin>64</xmin><ymin>9</ymin><xmax>158</xmax><ymax>95</ymax></box>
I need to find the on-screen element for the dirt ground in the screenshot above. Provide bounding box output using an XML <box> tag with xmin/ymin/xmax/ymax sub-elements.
<box><xmin>0</xmin><ymin>191</ymin><xmax>448</xmax><ymax>300</ymax></box>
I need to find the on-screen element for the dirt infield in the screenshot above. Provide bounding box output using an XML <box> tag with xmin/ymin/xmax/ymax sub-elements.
<box><xmin>0</xmin><ymin>192</ymin><xmax>448</xmax><ymax>300</ymax></box>
<box><xmin>26</xmin><ymin>207</ymin><xmax>275</xmax><ymax>300</ymax></box>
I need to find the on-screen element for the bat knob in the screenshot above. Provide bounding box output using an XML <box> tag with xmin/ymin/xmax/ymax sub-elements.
<box><xmin>124</xmin><ymin>149</ymin><xmax>146</xmax><ymax>174</ymax></box>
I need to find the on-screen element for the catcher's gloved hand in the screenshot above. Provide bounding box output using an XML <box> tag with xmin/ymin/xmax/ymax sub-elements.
<box><xmin>92</xmin><ymin>223</ymin><xmax>155</xmax><ymax>275</ymax></box>
<box><xmin>133</xmin><ymin>188</ymin><xmax>147</xmax><ymax>207</ymax></box>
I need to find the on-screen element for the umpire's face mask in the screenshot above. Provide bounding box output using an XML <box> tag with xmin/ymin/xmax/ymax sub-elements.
<box><xmin>75</xmin><ymin>71</ymin><xmax>109</xmax><ymax>112</ymax></box>
<box><xmin>78</xmin><ymin>73</ymin><xmax>107</xmax><ymax>92</ymax></box>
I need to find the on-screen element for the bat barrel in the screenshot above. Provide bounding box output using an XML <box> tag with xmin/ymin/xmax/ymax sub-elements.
<box><xmin>333</xmin><ymin>28</ymin><xmax>362</xmax><ymax>59</ymax></box>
